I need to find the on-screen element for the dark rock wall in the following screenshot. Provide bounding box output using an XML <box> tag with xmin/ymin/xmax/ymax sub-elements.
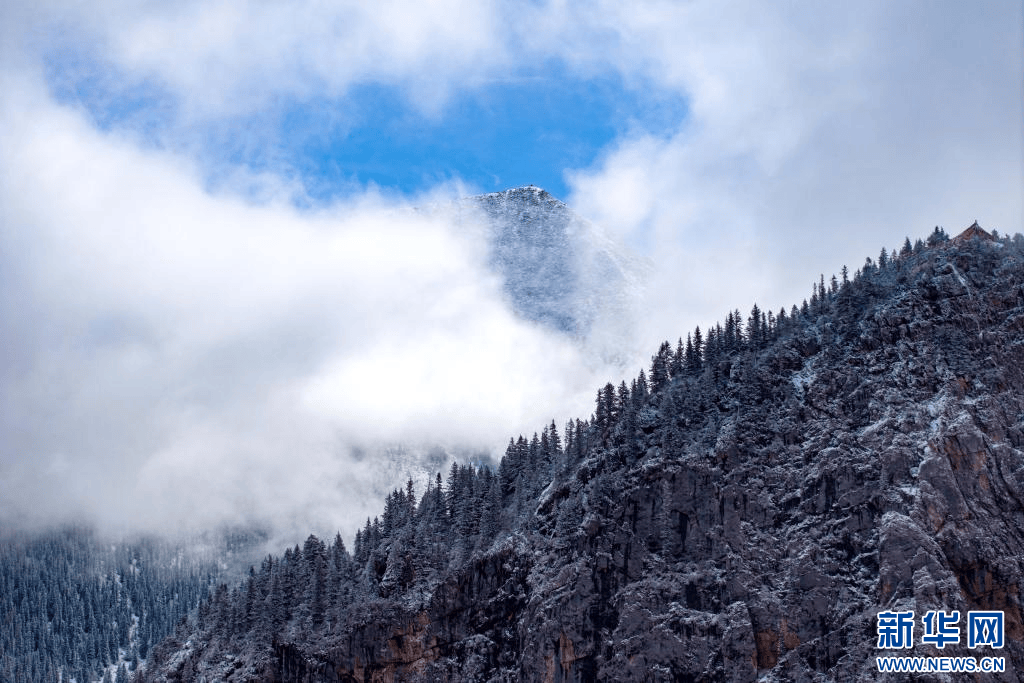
<box><xmin>150</xmin><ymin>237</ymin><xmax>1024</xmax><ymax>682</ymax></box>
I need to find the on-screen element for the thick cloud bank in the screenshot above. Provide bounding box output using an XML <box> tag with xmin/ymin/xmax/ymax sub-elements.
<box><xmin>0</xmin><ymin>76</ymin><xmax>617</xmax><ymax>539</ymax></box>
<box><xmin>1</xmin><ymin>1</ymin><xmax>1020</xmax><ymax>542</ymax></box>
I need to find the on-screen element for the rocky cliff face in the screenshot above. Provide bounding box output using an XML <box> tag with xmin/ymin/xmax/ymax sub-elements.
<box><xmin>146</xmin><ymin>232</ymin><xmax>1024</xmax><ymax>682</ymax></box>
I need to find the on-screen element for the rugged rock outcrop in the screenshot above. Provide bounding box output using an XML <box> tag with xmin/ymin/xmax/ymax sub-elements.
<box><xmin>147</xmin><ymin>231</ymin><xmax>1024</xmax><ymax>682</ymax></box>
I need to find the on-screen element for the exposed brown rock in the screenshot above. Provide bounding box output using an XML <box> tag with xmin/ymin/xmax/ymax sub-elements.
<box><xmin>953</xmin><ymin>221</ymin><xmax>994</xmax><ymax>242</ymax></box>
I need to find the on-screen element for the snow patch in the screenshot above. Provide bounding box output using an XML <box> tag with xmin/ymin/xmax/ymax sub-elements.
<box><xmin>898</xmin><ymin>484</ymin><xmax>919</xmax><ymax>498</ymax></box>
<box><xmin>925</xmin><ymin>392</ymin><xmax>950</xmax><ymax>436</ymax></box>
<box><xmin>949</xmin><ymin>263</ymin><xmax>971</xmax><ymax>293</ymax></box>
<box><xmin>790</xmin><ymin>362</ymin><xmax>816</xmax><ymax>398</ymax></box>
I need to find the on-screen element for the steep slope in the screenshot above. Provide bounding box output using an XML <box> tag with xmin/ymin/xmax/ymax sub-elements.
<box><xmin>461</xmin><ymin>186</ymin><xmax>649</xmax><ymax>361</ymax></box>
<box><xmin>504</xmin><ymin>232</ymin><xmax>1024</xmax><ymax>681</ymax></box>
<box><xmin>145</xmin><ymin>229</ymin><xmax>1024</xmax><ymax>682</ymax></box>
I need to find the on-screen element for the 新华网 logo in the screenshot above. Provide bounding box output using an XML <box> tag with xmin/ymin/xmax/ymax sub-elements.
<box><xmin>876</xmin><ymin>610</ymin><xmax>1004</xmax><ymax>650</ymax></box>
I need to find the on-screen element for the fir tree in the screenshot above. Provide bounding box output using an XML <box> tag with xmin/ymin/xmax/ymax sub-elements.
<box><xmin>747</xmin><ymin>303</ymin><xmax>762</xmax><ymax>349</ymax></box>
<box><xmin>650</xmin><ymin>341</ymin><xmax>671</xmax><ymax>392</ymax></box>
<box><xmin>635</xmin><ymin>369</ymin><xmax>649</xmax><ymax>401</ymax></box>
<box><xmin>499</xmin><ymin>438</ymin><xmax>519</xmax><ymax>497</ymax></box>
<box><xmin>572</xmin><ymin>419</ymin><xmax>587</xmax><ymax>463</ymax></box>
<box><xmin>927</xmin><ymin>226</ymin><xmax>948</xmax><ymax>245</ymax></box>
<box><xmin>616</xmin><ymin>381</ymin><xmax>631</xmax><ymax>422</ymax></box>
<box><xmin>478</xmin><ymin>475</ymin><xmax>502</xmax><ymax>545</ymax></box>
<box><xmin>723</xmin><ymin>312</ymin><xmax>736</xmax><ymax>352</ymax></box>
<box><xmin>603</xmin><ymin>383</ymin><xmax>618</xmax><ymax>426</ymax></box>
<box><xmin>548</xmin><ymin>420</ymin><xmax>562</xmax><ymax>459</ymax></box>
<box><xmin>594</xmin><ymin>387</ymin><xmax>610</xmax><ymax>437</ymax></box>
<box><xmin>692</xmin><ymin>326</ymin><xmax>703</xmax><ymax>370</ymax></box>
<box><xmin>669</xmin><ymin>338</ymin><xmax>684</xmax><ymax>378</ymax></box>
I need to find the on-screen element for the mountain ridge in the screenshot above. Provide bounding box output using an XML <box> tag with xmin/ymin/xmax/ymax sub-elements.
<box><xmin>141</xmin><ymin>225</ymin><xmax>1024</xmax><ymax>682</ymax></box>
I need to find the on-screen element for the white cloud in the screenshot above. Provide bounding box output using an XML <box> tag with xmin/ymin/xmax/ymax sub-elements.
<box><xmin>1</xmin><ymin>1</ymin><xmax>1021</xmax><ymax>542</ymax></box>
<box><xmin>17</xmin><ymin>0</ymin><xmax>510</xmax><ymax>120</ymax></box>
<box><xmin>565</xmin><ymin>1</ymin><xmax>1023</xmax><ymax>343</ymax></box>
<box><xmin>0</xmin><ymin>71</ymin><xmax>614</xmax><ymax>540</ymax></box>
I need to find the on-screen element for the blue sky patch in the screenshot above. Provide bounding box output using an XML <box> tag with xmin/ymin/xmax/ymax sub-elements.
<box><xmin>45</xmin><ymin>51</ymin><xmax>687</xmax><ymax>203</ymax></box>
<box><xmin>279</xmin><ymin>72</ymin><xmax>687</xmax><ymax>201</ymax></box>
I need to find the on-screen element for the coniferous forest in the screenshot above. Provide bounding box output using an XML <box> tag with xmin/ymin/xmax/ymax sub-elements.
<box><xmin>0</xmin><ymin>528</ymin><xmax>264</xmax><ymax>683</ymax></box>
